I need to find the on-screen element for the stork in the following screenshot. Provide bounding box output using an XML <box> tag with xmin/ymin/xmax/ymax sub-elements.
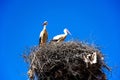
<box><xmin>39</xmin><ymin>21</ymin><xmax>48</xmax><ymax>46</ymax></box>
<box><xmin>51</xmin><ymin>28</ymin><xmax>71</xmax><ymax>42</ymax></box>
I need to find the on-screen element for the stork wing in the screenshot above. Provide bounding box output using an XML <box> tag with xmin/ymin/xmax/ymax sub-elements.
<box><xmin>53</xmin><ymin>34</ymin><xmax>64</xmax><ymax>40</ymax></box>
<box><xmin>39</xmin><ymin>37</ymin><xmax>41</xmax><ymax>45</ymax></box>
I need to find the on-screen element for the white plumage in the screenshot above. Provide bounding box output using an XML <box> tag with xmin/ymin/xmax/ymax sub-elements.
<box><xmin>52</xmin><ymin>28</ymin><xmax>71</xmax><ymax>42</ymax></box>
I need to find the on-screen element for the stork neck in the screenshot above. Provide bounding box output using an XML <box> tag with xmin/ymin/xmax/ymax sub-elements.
<box><xmin>64</xmin><ymin>31</ymin><xmax>68</xmax><ymax>35</ymax></box>
<box><xmin>43</xmin><ymin>25</ymin><xmax>46</xmax><ymax>30</ymax></box>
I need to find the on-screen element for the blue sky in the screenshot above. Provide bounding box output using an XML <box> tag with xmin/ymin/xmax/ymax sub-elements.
<box><xmin>1</xmin><ymin>0</ymin><xmax>120</xmax><ymax>80</ymax></box>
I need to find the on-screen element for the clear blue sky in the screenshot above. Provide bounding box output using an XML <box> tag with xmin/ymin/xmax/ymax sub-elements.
<box><xmin>1</xmin><ymin>0</ymin><xmax>120</xmax><ymax>80</ymax></box>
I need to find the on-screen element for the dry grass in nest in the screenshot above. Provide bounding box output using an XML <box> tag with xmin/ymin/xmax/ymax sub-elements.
<box><xmin>24</xmin><ymin>41</ymin><xmax>110</xmax><ymax>80</ymax></box>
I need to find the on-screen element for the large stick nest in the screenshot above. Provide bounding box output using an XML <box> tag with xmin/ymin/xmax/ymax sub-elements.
<box><xmin>25</xmin><ymin>41</ymin><xmax>110</xmax><ymax>80</ymax></box>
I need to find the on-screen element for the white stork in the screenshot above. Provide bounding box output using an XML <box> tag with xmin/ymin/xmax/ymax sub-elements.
<box><xmin>39</xmin><ymin>21</ymin><xmax>48</xmax><ymax>46</ymax></box>
<box><xmin>52</xmin><ymin>28</ymin><xmax>71</xmax><ymax>42</ymax></box>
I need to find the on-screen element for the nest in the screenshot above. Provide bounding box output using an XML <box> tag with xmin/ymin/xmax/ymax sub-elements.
<box><xmin>24</xmin><ymin>41</ymin><xmax>110</xmax><ymax>80</ymax></box>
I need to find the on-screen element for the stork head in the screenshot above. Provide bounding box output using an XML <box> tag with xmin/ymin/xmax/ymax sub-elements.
<box><xmin>64</xmin><ymin>28</ymin><xmax>71</xmax><ymax>35</ymax></box>
<box><xmin>42</xmin><ymin>21</ymin><xmax>48</xmax><ymax>26</ymax></box>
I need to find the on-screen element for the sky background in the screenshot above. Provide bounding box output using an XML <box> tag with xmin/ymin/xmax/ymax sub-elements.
<box><xmin>1</xmin><ymin>0</ymin><xmax>120</xmax><ymax>80</ymax></box>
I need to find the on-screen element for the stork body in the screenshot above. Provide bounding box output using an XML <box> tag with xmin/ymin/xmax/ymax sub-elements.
<box><xmin>39</xmin><ymin>21</ymin><xmax>48</xmax><ymax>46</ymax></box>
<box><xmin>52</xmin><ymin>28</ymin><xmax>71</xmax><ymax>42</ymax></box>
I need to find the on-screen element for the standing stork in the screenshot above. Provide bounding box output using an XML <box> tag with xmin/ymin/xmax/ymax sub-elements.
<box><xmin>39</xmin><ymin>21</ymin><xmax>48</xmax><ymax>46</ymax></box>
<box><xmin>51</xmin><ymin>28</ymin><xmax>71</xmax><ymax>42</ymax></box>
